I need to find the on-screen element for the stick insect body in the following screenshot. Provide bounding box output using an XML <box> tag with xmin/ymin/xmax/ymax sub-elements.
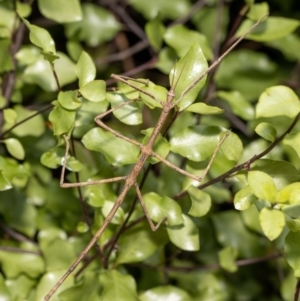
<box><xmin>44</xmin><ymin>15</ymin><xmax>267</xmax><ymax>301</ymax></box>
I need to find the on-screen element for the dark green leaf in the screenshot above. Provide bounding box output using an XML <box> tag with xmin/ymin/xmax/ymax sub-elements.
<box><xmin>145</xmin><ymin>17</ymin><xmax>165</xmax><ymax>51</ymax></box>
<box><xmin>285</xmin><ymin>231</ymin><xmax>300</xmax><ymax>277</ymax></box>
<box><xmin>218</xmin><ymin>246</ymin><xmax>238</xmax><ymax>272</ymax></box>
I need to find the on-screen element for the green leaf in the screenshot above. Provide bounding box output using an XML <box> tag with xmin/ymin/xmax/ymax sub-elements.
<box><xmin>49</xmin><ymin>101</ymin><xmax>76</xmax><ymax>135</ymax></box>
<box><xmin>58</xmin><ymin>271</ymin><xmax>101</xmax><ymax>300</ymax></box>
<box><xmin>259</xmin><ymin>208</ymin><xmax>285</xmax><ymax>241</ymax></box>
<box><xmin>218</xmin><ymin>246</ymin><xmax>238</xmax><ymax>273</ymax></box>
<box><xmin>22</xmin><ymin>18</ymin><xmax>57</xmax><ymax>57</ymax></box>
<box><xmin>234</xmin><ymin>185</ymin><xmax>257</xmax><ymax>211</ymax></box>
<box><xmin>167</xmin><ymin>214</ymin><xmax>199</xmax><ymax>251</ymax></box>
<box><xmin>3</xmin><ymin>138</ymin><xmax>25</xmax><ymax>160</ymax></box>
<box><xmin>75</xmin><ymin>51</ymin><xmax>96</xmax><ymax>88</ymax></box>
<box><xmin>248</xmin><ymin>171</ymin><xmax>277</xmax><ymax>202</ymax></box>
<box><xmin>16</xmin><ymin>1</ymin><xmax>32</xmax><ymax>18</ymax></box>
<box><xmin>7</xmin><ymin>105</ymin><xmax>45</xmax><ymax>137</ymax></box>
<box><xmin>0</xmin><ymin>39</ymin><xmax>14</xmax><ymax>73</ymax></box>
<box><xmin>155</xmin><ymin>47</ymin><xmax>177</xmax><ymax>74</ymax></box>
<box><xmin>285</xmin><ymin>231</ymin><xmax>300</xmax><ymax>277</ymax></box>
<box><xmin>286</xmin><ymin>219</ymin><xmax>300</xmax><ymax>232</ymax></box>
<box><xmin>143</xmin><ymin>192</ymin><xmax>183</xmax><ymax>226</ymax></box>
<box><xmin>23</xmin><ymin>51</ymin><xmax>76</xmax><ymax>91</ymax></box>
<box><xmin>107</xmin><ymin>92</ymin><xmax>142</xmax><ymax>125</ymax></box>
<box><xmin>129</xmin><ymin>0</ymin><xmax>190</xmax><ymax>20</ymax></box>
<box><xmin>185</xmin><ymin>103</ymin><xmax>223</xmax><ymax>115</ymax></box>
<box><xmin>140</xmin><ymin>285</ymin><xmax>192</xmax><ymax>301</ymax></box>
<box><xmin>79</xmin><ymin>80</ymin><xmax>106</xmax><ymax>102</ymax></box>
<box><xmin>236</xmin><ymin>17</ymin><xmax>300</xmax><ymax>42</ymax></box>
<box><xmin>57</xmin><ymin>90</ymin><xmax>82</xmax><ymax>110</ymax></box>
<box><xmin>5</xmin><ymin>274</ymin><xmax>35</xmax><ymax>301</ymax></box>
<box><xmin>40</xmin><ymin>148</ymin><xmax>63</xmax><ymax>169</ymax></box>
<box><xmin>281</xmin><ymin>204</ymin><xmax>300</xmax><ymax>219</ymax></box>
<box><xmin>82</xmin><ymin>127</ymin><xmax>140</xmax><ymax>166</ymax></box>
<box><xmin>38</xmin><ymin>0</ymin><xmax>82</xmax><ymax>23</ymax></box>
<box><xmin>65</xmin><ymin>156</ymin><xmax>83</xmax><ymax>172</ymax></box>
<box><xmin>101</xmin><ymin>200</ymin><xmax>124</xmax><ymax>225</ymax></box>
<box><xmin>170</xmin><ymin>42</ymin><xmax>208</xmax><ymax>111</ymax></box>
<box><xmin>252</xmin><ymin>159</ymin><xmax>300</xmax><ymax>190</ymax></box>
<box><xmin>277</xmin><ymin>183</ymin><xmax>300</xmax><ymax>204</ymax></box>
<box><xmin>0</xmin><ymin>250</ymin><xmax>44</xmax><ymax>278</ymax></box>
<box><xmin>99</xmin><ymin>270</ymin><xmax>138</xmax><ymax>301</ymax></box>
<box><xmin>255</xmin><ymin>122</ymin><xmax>277</xmax><ymax>142</ymax></box>
<box><xmin>164</xmin><ymin>25</ymin><xmax>212</xmax><ymax>59</ymax></box>
<box><xmin>217</xmin><ymin>90</ymin><xmax>255</xmax><ymax>120</ymax></box>
<box><xmin>0</xmin><ymin>171</ymin><xmax>12</xmax><ymax>191</ymax></box>
<box><xmin>256</xmin><ymin>85</ymin><xmax>300</xmax><ymax>119</ymax></box>
<box><xmin>116</xmin><ymin>222</ymin><xmax>168</xmax><ymax>264</ymax></box>
<box><xmin>212</xmin><ymin>211</ymin><xmax>261</xmax><ymax>257</ymax></box>
<box><xmin>145</xmin><ymin>17</ymin><xmax>165</xmax><ymax>51</ymax></box>
<box><xmin>187</xmin><ymin>186</ymin><xmax>211</xmax><ymax>217</ymax></box>
<box><xmin>266</xmin><ymin>34</ymin><xmax>300</xmax><ymax>61</ymax></box>
<box><xmin>65</xmin><ymin>3</ymin><xmax>121</xmax><ymax>47</ymax></box>
<box><xmin>141</xmin><ymin>128</ymin><xmax>170</xmax><ymax>164</ymax></box>
<box><xmin>283</xmin><ymin>132</ymin><xmax>300</xmax><ymax>161</ymax></box>
<box><xmin>246</xmin><ymin>2</ymin><xmax>269</xmax><ymax>21</ymax></box>
<box><xmin>170</xmin><ymin>125</ymin><xmax>220</xmax><ymax>162</ymax></box>
<box><xmin>35</xmin><ymin>270</ymin><xmax>74</xmax><ymax>301</ymax></box>
<box><xmin>140</xmin><ymin>83</ymin><xmax>167</xmax><ymax>109</ymax></box>
<box><xmin>220</xmin><ymin>131</ymin><xmax>243</xmax><ymax>162</ymax></box>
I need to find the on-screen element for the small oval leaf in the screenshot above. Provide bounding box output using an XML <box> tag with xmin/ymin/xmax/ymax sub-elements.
<box><xmin>187</xmin><ymin>186</ymin><xmax>211</xmax><ymax>217</ymax></box>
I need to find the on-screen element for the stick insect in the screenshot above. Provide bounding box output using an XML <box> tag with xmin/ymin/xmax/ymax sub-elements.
<box><xmin>44</xmin><ymin>15</ymin><xmax>267</xmax><ymax>301</ymax></box>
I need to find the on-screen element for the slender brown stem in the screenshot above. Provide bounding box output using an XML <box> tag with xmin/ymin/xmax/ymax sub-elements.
<box><xmin>295</xmin><ymin>279</ymin><xmax>300</xmax><ymax>301</ymax></box>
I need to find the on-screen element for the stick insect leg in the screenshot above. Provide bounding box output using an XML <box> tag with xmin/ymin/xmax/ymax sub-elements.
<box><xmin>60</xmin><ymin>135</ymin><xmax>127</xmax><ymax>188</ymax></box>
<box><xmin>151</xmin><ymin>131</ymin><xmax>230</xmax><ymax>183</ymax></box>
<box><xmin>134</xmin><ymin>183</ymin><xmax>167</xmax><ymax>231</ymax></box>
<box><xmin>94</xmin><ymin>99</ymin><xmax>142</xmax><ymax>147</ymax></box>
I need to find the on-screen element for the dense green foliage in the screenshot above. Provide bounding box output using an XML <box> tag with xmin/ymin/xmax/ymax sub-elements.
<box><xmin>1</xmin><ymin>0</ymin><xmax>300</xmax><ymax>300</ymax></box>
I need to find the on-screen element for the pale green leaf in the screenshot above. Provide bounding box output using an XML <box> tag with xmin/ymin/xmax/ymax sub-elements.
<box><xmin>145</xmin><ymin>17</ymin><xmax>165</xmax><ymax>51</ymax></box>
<box><xmin>22</xmin><ymin>18</ymin><xmax>57</xmax><ymax>56</ymax></box>
<box><xmin>143</xmin><ymin>192</ymin><xmax>183</xmax><ymax>226</ymax></box>
<box><xmin>259</xmin><ymin>208</ymin><xmax>285</xmax><ymax>241</ymax></box>
<box><xmin>140</xmin><ymin>285</ymin><xmax>192</xmax><ymax>301</ymax></box>
<box><xmin>186</xmin><ymin>103</ymin><xmax>223</xmax><ymax>115</ymax></box>
<box><xmin>38</xmin><ymin>0</ymin><xmax>82</xmax><ymax>23</ymax></box>
<box><xmin>65</xmin><ymin>4</ymin><xmax>121</xmax><ymax>47</ymax></box>
<box><xmin>57</xmin><ymin>90</ymin><xmax>82</xmax><ymax>110</ymax></box>
<box><xmin>170</xmin><ymin>125</ymin><xmax>220</xmax><ymax>162</ymax></box>
<box><xmin>82</xmin><ymin>127</ymin><xmax>140</xmax><ymax>166</ymax></box>
<box><xmin>129</xmin><ymin>0</ymin><xmax>190</xmax><ymax>20</ymax></box>
<box><xmin>187</xmin><ymin>186</ymin><xmax>211</xmax><ymax>217</ymax></box>
<box><xmin>283</xmin><ymin>132</ymin><xmax>300</xmax><ymax>161</ymax></box>
<box><xmin>164</xmin><ymin>25</ymin><xmax>213</xmax><ymax>59</ymax></box>
<box><xmin>218</xmin><ymin>246</ymin><xmax>238</xmax><ymax>272</ymax></box>
<box><xmin>234</xmin><ymin>185</ymin><xmax>257</xmax><ymax>211</ymax></box>
<box><xmin>256</xmin><ymin>86</ymin><xmax>300</xmax><ymax>119</ymax></box>
<box><xmin>255</xmin><ymin>122</ymin><xmax>277</xmax><ymax>142</ymax></box>
<box><xmin>167</xmin><ymin>214</ymin><xmax>199</xmax><ymax>251</ymax></box>
<box><xmin>285</xmin><ymin>231</ymin><xmax>300</xmax><ymax>277</ymax></box>
<box><xmin>49</xmin><ymin>102</ymin><xmax>76</xmax><ymax>135</ymax></box>
<box><xmin>107</xmin><ymin>92</ymin><xmax>142</xmax><ymax>125</ymax></box>
<box><xmin>75</xmin><ymin>51</ymin><xmax>96</xmax><ymax>88</ymax></box>
<box><xmin>248</xmin><ymin>171</ymin><xmax>278</xmax><ymax>202</ymax></box>
<box><xmin>220</xmin><ymin>131</ymin><xmax>243</xmax><ymax>162</ymax></box>
<box><xmin>3</xmin><ymin>138</ymin><xmax>25</xmax><ymax>160</ymax></box>
<box><xmin>286</xmin><ymin>219</ymin><xmax>300</xmax><ymax>232</ymax></box>
<box><xmin>0</xmin><ymin>171</ymin><xmax>12</xmax><ymax>191</ymax></box>
<box><xmin>277</xmin><ymin>183</ymin><xmax>300</xmax><ymax>204</ymax></box>
<box><xmin>247</xmin><ymin>2</ymin><xmax>269</xmax><ymax>21</ymax></box>
<box><xmin>79</xmin><ymin>80</ymin><xmax>106</xmax><ymax>102</ymax></box>
<box><xmin>140</xmin><ymin>84</ymin><xmax>167</xmax><ymax>109</ymax></box>
<box><xmin>170</xmin><ymin>42</ymin><xmax>208</xmax><ymax>111</ymax></box>
<box><xmin>236</xmin><ymin>17</ymin><xmax>300</xmax><ymax>42</ymax></box>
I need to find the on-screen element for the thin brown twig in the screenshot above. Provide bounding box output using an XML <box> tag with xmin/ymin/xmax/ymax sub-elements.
<box><xmin>0</xmin><ymin>245</ymin><xmax>41</xmax><ymax>255</ymax></box>
<box><xmin>295</xmin><ymin>278</ymin><xmax>300</xmax><ymax>301</ymax></box>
